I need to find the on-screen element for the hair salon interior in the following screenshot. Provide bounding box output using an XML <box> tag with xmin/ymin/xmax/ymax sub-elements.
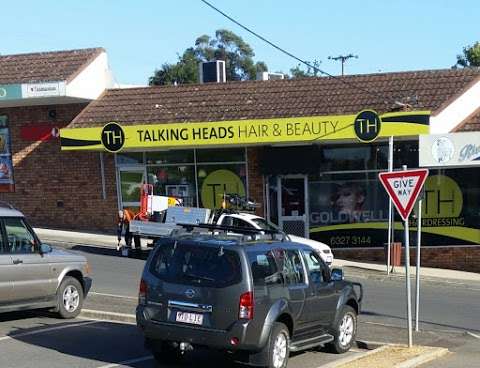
<box><xmin>1</xmin><ymin>48</ymin><xmax>479</xmax><ymax>271</ymax></box>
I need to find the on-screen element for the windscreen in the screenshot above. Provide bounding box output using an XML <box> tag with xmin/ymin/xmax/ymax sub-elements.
<box><xmin>150</xmin><ymin>240</ymin><xmax>242</xmax><ymax>288</ymax></box>
<box><xmin>251</xmin><ymin>218</ymin><xmax>278</xmax><ymax>231</ymax></box>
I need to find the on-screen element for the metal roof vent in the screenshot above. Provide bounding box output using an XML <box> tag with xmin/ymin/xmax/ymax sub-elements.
<box><xmin>256</xmin><ymin>72</ymin><xmax>285</xmax><ymax>81</ymax></box>
<box><xmin>199</xmin><ymin>60</ymin><xmax>226</xmax><ymax>83</ymax></box>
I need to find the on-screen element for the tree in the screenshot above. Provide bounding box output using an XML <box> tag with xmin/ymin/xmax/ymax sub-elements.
<box><xmin>289</xmin><ymin>60</ymin><xmax>322</xmax><ymax>78</ymax></box>
<box><xmin>149</xmin><ymin>48</ymin><xmax>198</xmax><ymax>86</ymax></box>
<box><xmin>149</xmin><ymin>29</ymin><xmax>268</xmax><ymax>85</ymax></box>
<box><xmin>454</xmin><ymin>42</ymin><xmax>480</xmax><ymax>68</ymax></box>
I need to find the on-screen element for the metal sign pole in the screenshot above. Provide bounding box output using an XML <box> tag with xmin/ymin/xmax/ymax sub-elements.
<box><xmin>402</xmin><ymin>164</ymin><xmax>413</xmax><ymax>348</ymax></box>
<box><xmin>405</xmin><ymin>218</ymin><xmax>413</xmax><ymax>347</ymax></box>
<box><xmin>415</xmin><ymin>199</ymin><xmax>422</xmax><ymax>332</ymax></box>
<box><xmin>387</xmin><ymin>136</ymin><xmax>394</xmax><ymax>274</ymax></box>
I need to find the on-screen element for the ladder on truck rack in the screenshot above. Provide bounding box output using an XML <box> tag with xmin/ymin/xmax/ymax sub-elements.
<box><xmin>129</xmin><ymin>220</ymin><xmax>290</xmax><ymax>244</ymax></box>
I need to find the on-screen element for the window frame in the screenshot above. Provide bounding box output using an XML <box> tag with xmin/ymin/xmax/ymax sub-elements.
<box><xmin>302</xmin><ymin>248</ymin><xmax>331</xmax><ymax>284</ymax></box>
<box><xmin>281</xmin><ymin>248</ymin><xmax>308</xmax><ymax>287</ymax></box>
<box><xmin>0</xmin><ymin>216</ymin><xmax>41</xmax><ymax>255</ymax></box>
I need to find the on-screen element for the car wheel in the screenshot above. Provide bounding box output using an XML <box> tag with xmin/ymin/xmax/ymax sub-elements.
<box><xmin>329</xmin><ymin>305</ymin><xmax>357</xmax><ymax>354</ymax></box>
<box><xmin>57</xmin><ymin>276</ymin><xmax>83</xmax><ymax>319</ymax></box>
<box><xmin>266</xmin><ymin>322</ymin><xmax>290</xmax><ymax>368</ymax></box>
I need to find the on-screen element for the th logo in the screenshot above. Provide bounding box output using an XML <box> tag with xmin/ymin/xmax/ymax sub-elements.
<box><xmin>354</xmin><ymin>110</ymin><xmax>381</xmax><ymax>142</ymax></box>
<box><xmin>102</xmin><ymin>122</ymin><xmax>125</xmax><ymax>152</ymax></box>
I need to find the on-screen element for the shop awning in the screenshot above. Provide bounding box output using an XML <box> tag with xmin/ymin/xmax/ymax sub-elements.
<box><xmin>60</xmin><ymin>110</ymin><xmax>430</xmax><ymax>152</ymax></box>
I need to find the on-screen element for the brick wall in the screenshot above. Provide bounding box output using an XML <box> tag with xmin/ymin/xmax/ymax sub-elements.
<box><xmin>333</xmin><ymin>246</ymin><xmax>480</xmax><ymax>273</ymax></box>
<box><xmin>0</xmin><ymin>104</ymin><xmax>118</xmax><ymax>231</ymax></box>
<box><xmin>247</xmin><ymin>147</ymin><xmax>265</xmax><ymax>216</ymax></box>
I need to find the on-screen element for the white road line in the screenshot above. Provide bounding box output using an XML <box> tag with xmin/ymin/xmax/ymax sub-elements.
<box><xmin>95</xmin><ymin>355</ymin><xmax>153</xmax><ymax>368</ymax></box>
<box><xmin>90</xmin><ymin>291</ymin><xmax>137</xmax><ymax>300</ymax></box>
<box><xmin>467</xmin><ymin>331</ymin><xmax>480</xmax><ymax>339</ymax></box>
<box><xmin>0</xmin><ymin>320</ymin><xmax>99</xmax><ymax>342</ymax></box>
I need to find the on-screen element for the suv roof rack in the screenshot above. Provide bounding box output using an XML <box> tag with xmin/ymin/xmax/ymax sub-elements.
<box><xmin>178</xmin><ymin>223</ymin><xmax>291</xmax><ymax>243</ymax></box>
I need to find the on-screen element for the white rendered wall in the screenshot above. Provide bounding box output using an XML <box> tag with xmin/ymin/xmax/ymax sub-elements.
<box><xmin>66</xmin><ymin>52</ymin><xmax>115</xmax><ymax>100</ymax></box>
<box><xmin>430</xmin><ymin>79</ymin><xmax>480</xmax><ymax>133</ymax></box>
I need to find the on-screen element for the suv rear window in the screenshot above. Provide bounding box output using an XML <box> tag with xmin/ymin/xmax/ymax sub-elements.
<box><xmin>150</xmin><ymin>240</ymin><xmax>242</xmax><ymax>288</ymax></box>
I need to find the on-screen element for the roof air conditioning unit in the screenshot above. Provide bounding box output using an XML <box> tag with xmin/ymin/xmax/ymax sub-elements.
<box><xmin>199</xmin><ymin>61</ymin><xmax>226</xmax><ymax>83</ymax></box>
<box><xmin>256</xmin><ymin>72</ymin><xmax>285</xmax><ymax>81</ymax></box>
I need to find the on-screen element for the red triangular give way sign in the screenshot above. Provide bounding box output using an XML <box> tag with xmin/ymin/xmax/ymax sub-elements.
<box><xmin>378</xmin><ymin>169</ymin><xmax>429</xmax><ymax>221</ymax></box>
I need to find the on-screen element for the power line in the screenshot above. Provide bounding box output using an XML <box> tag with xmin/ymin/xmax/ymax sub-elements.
<box><xmin>199</xmin><ymin>0</ymin><xmax>390</xmax><ymax>103</ymax></box>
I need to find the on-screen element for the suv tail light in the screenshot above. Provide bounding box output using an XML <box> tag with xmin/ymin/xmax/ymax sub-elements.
<box><xmin>239</xmin><ymin>291</ymin><xmax>254</xmax><ymax>320</ymax></box>
<box><xmin>139</xmin><ymin>279</ymin><xmax>147</xmax><ymax>305</ymax></box>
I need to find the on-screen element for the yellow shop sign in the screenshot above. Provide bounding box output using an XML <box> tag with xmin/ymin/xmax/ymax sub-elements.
<box><xmin>60</xmin><ymin>110</ymin><xmax>430</xmax><ymax>152</ymax></box>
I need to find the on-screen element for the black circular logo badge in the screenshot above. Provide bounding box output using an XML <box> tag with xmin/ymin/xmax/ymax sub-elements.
<box><xmin>101</xmin><ymin>122</ymin><xmax>125</xmax><ymax>152</ymax></box>
<box><xmin>354</xmin><ymin>110</ymin><xmax>381</xmax><ymax>142</ymax></box>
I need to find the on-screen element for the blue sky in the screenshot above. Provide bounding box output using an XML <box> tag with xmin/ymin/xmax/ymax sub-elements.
<box><xmin>2</xmin><ymin>0</ymin><xmax>477</xmax><ymax>85</ymax></box>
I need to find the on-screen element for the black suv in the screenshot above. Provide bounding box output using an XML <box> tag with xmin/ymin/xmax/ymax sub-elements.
<box><xmin>136</xmin><ymin>230</ymin><xmax>362</xmax><ymax>368</ymax></box>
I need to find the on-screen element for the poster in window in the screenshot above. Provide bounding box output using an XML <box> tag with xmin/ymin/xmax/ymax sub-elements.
<box><xmin>0</xmin><ymin>156</ymin><xmax>13</xmax><ymax>184</ymax></box>
<box><xmin>0</xmin><ymin>115</ymin><xmax>13</xmax><ymax>191</ymax></box>
<box><xmin>0</xmin><ymin>128</ymin><xmax>10</xmax><ymax>154</ymax></box>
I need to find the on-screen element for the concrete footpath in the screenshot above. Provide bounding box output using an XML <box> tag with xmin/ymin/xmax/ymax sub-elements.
<box><xmin>35</xmin><ymin>227</ymin><xmax>480</xmax><ymax>368</ymax></box>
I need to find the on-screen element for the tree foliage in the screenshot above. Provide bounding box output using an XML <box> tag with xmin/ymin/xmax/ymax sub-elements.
<box><xmin>454</xmin><ymin>42</ymin><xmax>480</xmax><ymax>68</ymax></box>
<box><xmin>149</xmin><ymin>29</ymin><xmax>268</xmax><ymax>85</ymax></box>
<box><xmin>289</xmin><ymin>60</ymin><xmax>322</xmax><ymax>78</ymax></box>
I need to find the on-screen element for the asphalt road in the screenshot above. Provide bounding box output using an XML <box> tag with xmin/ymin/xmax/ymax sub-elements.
<box><xmin>0</xmin><ymin>311</ymin><xmax>363</xmax><ymax>368</ymax></box>
<box><xmin>64</xmin><ymin>243</ymin><xmax>480</xmax><ymax>334</ymax></box>
<box><xmin>352</xmin><ymin>272</ymin><xmax>480</xmax><ymax>333</ymax></box>
<box><xmin>1</xmin><ymin>242</ymin><xmax>478</xmax><ymax>368</ymax></box>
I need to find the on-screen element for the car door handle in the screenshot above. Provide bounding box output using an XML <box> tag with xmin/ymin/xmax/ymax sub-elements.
<box><xmin>13</xmin><ymin>259</ymin><xmax>23</xmax><ymax>265</ymax></box>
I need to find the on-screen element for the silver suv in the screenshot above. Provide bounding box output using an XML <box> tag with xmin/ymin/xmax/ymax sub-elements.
<box><xmin>0</xmin><ymin>202</ymin><xmax>91</xmax><ymax>318</ymax></box>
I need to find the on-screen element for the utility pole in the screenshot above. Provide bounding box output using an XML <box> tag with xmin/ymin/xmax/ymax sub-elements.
<box><xmin>328</xmin><ymin>54</ymin><xmax>358</xmax><ymax>76</ymax></box>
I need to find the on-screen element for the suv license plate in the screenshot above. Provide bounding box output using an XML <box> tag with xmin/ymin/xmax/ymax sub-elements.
<box><xmin>176</xmin><ymin>311</ymin><xmax>203</xmax><ymax>325</ymax></box>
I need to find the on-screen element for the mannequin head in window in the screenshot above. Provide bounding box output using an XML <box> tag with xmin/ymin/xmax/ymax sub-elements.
<box><xmin>332</xmin><ymin>183</ymin><xmax>366</xmax><ymax>221</ymax></box>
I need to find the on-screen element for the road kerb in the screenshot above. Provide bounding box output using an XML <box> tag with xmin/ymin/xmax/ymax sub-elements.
<box><xmin>394</xmin><ymin>347</ymin><xmax>449</xmax><ymax>368</ymax></box>
<box><xmin>318</xmin><ymin>345</ymin><xmax>390</xmax><ymax>368</ymax></box>
<box><xmin>80</xmin><ymin>309</ymin><xmax>136</xmax><ymax>325</ymax></box>
<box><xmin>318</xmin><ymin>344</ymin><xmax>449</xmax><ymax>368</ymax></box>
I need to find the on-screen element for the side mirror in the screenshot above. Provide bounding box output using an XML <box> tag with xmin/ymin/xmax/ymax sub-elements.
<box><xmin>331</xmin><ymin>268</ymin><xmax>344</xmax><ymax>282</ymax></box>
<box><xmin>40</xmin><ymin>244</ymin><xmax>53</xmax><ymax>255</ymax></box>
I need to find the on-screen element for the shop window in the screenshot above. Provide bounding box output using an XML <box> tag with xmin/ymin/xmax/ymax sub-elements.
<box><xmin>146</xmin><ymin>150</ymin><xmax>194</xmax><ymax>164</ymax></box>
<box><xmin>0</xmin><ymin>115</ymin><xmax>14</xmax><ymax>192</ymax></box>
<box><xmin>309</xmin><ymin>171</ymin><xmax>389</xmax><ymax>228</ymax></box>
<box><xmin>116</xmin><ymin>152</ymin><xmax>144</xmax><ymax>165</ymax></box>
<box><xmin>116</xmin><ymin>148</ymin><xmax>247</xmax><ymax>211</ymax></box>
<box><xmin>267</xmin><ymin>176</ymin><xmax>279</xmax><ymax>226</ymax></box>
<box><xmin>119</xmin><ymin>170</ymin><xmax>145</xmax><ymax>204</ymax></box>
<box><xmin>321</xmin><ymin>143</ymin><xmax>388</xmax><ymax>172</ymax></box>
<box><xmin>147</xmin><ymin>165</ymin><xmax>196</xmax><ymax>207</ymax></box>
<box><xmin>197</xmin><ymin>164</ymin><xmax>247</xmax><ymax>208</ymax></box>
<box><xmin>196</xmin><ymin>148</ymin><xmax>245</xmax><ymax>163</ymax></box>
<box><xmin>393</xmin><ymin>141</ymin><xmax>419</xmax><ymax>169</ymax></box>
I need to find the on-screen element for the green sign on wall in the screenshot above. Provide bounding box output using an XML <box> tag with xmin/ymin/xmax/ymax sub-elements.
<box><xmin>0</xmin><ymin>84</ymin><xmax>22</xmax><ymax>101</ymax></box>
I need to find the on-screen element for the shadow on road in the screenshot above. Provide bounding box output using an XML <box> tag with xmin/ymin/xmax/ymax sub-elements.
<box><xmin>69</xmin><ymin>244</ymin><xmax>151</xmax><ymax>260</ymax></box>
<box><xmin>5</xmin><ymin>318</ymin><xmax>251</xmax><ymax>367</ymax></box>
<box><xmin>3</xmin><ymin>313</ymin><xmax>348</xmax><ymax>368</ymax></box>
<box><xmin>361</xmin><ymin>310</ymin><xmax>480</xmax><ymax>333</ymax></box>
